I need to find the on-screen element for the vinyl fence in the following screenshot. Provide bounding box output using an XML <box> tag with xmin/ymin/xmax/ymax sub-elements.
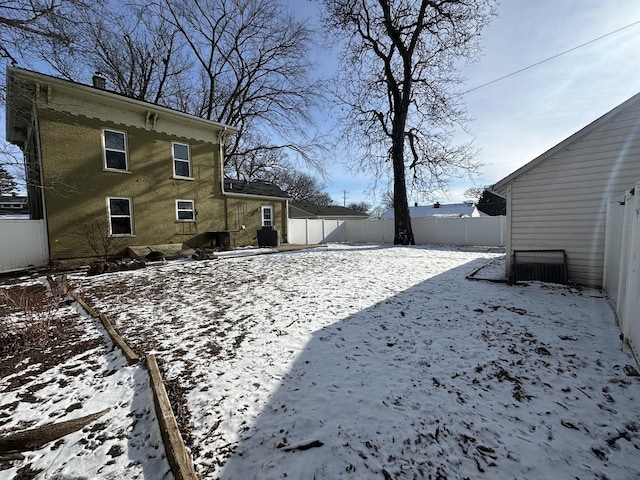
<box><xmin>0</xmin><ymin>219</ymin><xmax>49</xmax><ymax>273</ymax></box>
<box><xmin>288</xmin><ymin>216</ymin><xmax>506</xmax><ymax>247</ymax></box>
<box><xmin>604</xmin><ymin>181</ymin><xmax>640</xmax><ymax>362</ymax></box>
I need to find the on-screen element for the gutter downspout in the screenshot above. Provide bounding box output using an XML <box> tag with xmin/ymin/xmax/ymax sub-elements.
<box><xmin>32</xmin><ymin>102</ymin><xmax>51</xmax><ymax>264</ymax></box>
<box><xmin>218</xmin><ymin>128</ymin><xmax>228</xmax><ymax>230</ymax></box>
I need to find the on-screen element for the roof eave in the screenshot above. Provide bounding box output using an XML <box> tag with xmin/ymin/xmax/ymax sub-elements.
<box><xmin>223</xmin><ymin>192</ymin><xmax>290</xmax><ymax>201</ymax></box>
<box><xmin>491</xmin><ymin>90</ymin><xmax>640</xmax><ymax>194</ymax></box>
<box><xmin>7</xmin><ymin>66</ymin><xmax>239</xmax><ymax>135</ymax></box>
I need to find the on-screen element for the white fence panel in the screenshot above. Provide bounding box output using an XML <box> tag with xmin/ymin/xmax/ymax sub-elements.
<box><xmin>603</xmin><ymin>181</ymin><xmax>640</xmax><ymax>363</ymax></box>
<box><xmin>604</xmin><ymin>197</ymin><xmax>625</xmax><ymax>309</ymax></box>
<box><xmin>287</xmin><ymin>219</ymin><xmax>309</xmax><ymax>245</ymax></box>
<box><xmin>288</xmin><ymin>216</ymin><xmax>505</xmax><ymax>247</ymax></box>
<box><xmin>0</xmin><ymin>219</ymin><xmax>49</xmax><ymax>272</ymax></box>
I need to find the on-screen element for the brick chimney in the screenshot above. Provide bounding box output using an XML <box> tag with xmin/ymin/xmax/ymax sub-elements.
<box><xmin>92</xmin><ymin>73</ymin><xmax>106</xmax><ymax>90</ymax></box>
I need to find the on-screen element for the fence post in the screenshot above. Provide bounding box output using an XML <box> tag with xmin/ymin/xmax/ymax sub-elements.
<box><xmin>616</xmin><ymin>190</ymin><xmax>634</xmax><ymax>324</ymax></box>
<box><xmin>621</xmin><ymin>183</ymin><xmax>640</xmax><ymax>344</ymax></box>
<box><xmin>305</xmin><ymin>218</ymin><xmax>309</xmax><ymax>245</ymax></box>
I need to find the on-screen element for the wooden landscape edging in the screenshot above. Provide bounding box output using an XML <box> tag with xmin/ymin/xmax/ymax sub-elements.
<box><xmin>146</xmin><ymin>355</ymin><xmax>199</xmax><ymax>480</ymax></box>
<box><xmin>67</xmin><ymin>290</ymin><xmax>140</xmax><ymax>365</ymax></box>
<box><xmin>97</xmin><ymin>314</ymin><xmax>140</xmax><ymax>365</ymax></box>
<box><xmin>65</xmin><ymin>279</ymin><xmax>198</xmax><ymax>480</ymax></box>
<box><xmin>68</xmin><ymin>290</ymin><xmax>99</xmax><ymax>319</ymax></box>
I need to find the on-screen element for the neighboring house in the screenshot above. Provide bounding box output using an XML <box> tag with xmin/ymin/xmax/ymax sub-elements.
<box><xmin>476</xmin><ymin>190</ymin><xmax>506</xmax><ymax>216</ymax></box>
<box><xmin>491</xmin><ymin>91</ymin><xmax>640</xmax><ymax>287</ymax></box>
<box><xmin>5</xmin><ymin>67</ymin><xmax>289</xmax><ymax>264</ymax></box>
<box><xmin>380</xmin><ymin>202</ymin><xmax>479</xmax><ymax>219</ymax></box>
<box><xmin>289</xmin><ymin>203</ymin><xmax>370</xmax><ymax>220</ymax></box>
<box><xmin>0</xmin><ymin>195</ymin><xmax>28</xmax><ymax>215</ymax></box>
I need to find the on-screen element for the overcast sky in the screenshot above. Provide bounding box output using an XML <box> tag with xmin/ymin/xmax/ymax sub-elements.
<box><xmin>290</xmin><ymin>1</ymin><xmax>640</xmax><ymax>207</ymax></box>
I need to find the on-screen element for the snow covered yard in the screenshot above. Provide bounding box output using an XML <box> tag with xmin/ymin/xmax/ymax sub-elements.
<box><xmin>0</xmin><ymin>281</ymin><xmax>171</xmax><ymax>479</ymax></box>
<box><xmin>66</xmin><ymin>244</ymin><xmax>640</xmax><ymax>480</ymax></box>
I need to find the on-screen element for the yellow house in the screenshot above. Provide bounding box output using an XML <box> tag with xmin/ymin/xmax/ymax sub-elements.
<box><xmin>5</xmin><ymin>67</ymin><xmax>289</xmax><ymax>264</ymax></box>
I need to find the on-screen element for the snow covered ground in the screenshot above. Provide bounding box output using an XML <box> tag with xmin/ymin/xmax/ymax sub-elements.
<box><xmin>2</xmin><ymin>244</ymin><xmax>639</xmax><ymax>479</ymax></box>
<box><xmin>72</xmin><ymin>244</ymin><xmax>639</xmax><ymax>479</ymax></box>
<box><xmin>0</xmin><ymin>280</ymin><xmax>171</xmax><ymax>479</ymax></box>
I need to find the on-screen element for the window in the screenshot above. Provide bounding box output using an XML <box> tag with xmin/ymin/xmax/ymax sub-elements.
<box><xmin>176</xmin><ymin>199</ymin><xmax>195</xmax><ymax>221</ymax></box>
<box><xmin>108</xmin><ymin>197</ymin><xmax>133</xmax><ymax>235</ymax></box>
<box><xmin>103</xmin><ymin>129</ymin><xmax>128</xmax><ymax>171</ymax></box>
<box><xmin>173</xmin><ymin>143</ymin><xmax>191</xmax><ymax>178</ymax></box>
<box><xmin>261</xmin><ymin>205</ymin><xmax>274</xmax><ymax>227</ymax></box>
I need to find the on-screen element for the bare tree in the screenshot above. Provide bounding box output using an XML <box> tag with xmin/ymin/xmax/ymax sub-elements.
<box><xmin>463</xmin><ymin>186</ymin><xmax>484</xmax><ymax>201</ymax></box>
<box><xmin>322</xmin><ymin>0</ymin><xmax>495</xmax><ymax>244</ymax></box>
<box><xmin>32</xmin><ymin>2</ymin><xmax>190</xmax><ymax>108</ymax></box>
<box><xmin>0</xmin><ymin>0</ymin><xmax>78</xmax><ymax>64</ymax></box>
<box><xmin>259</xmin><ymin>167</ymin><xmax>334</xmax><ymax>205</ymax></box>
<box><xmin>150</xmin><ymin>0</ymin><xmax>327</xmax><ymax>175</ymax></box>
<box><xmin>347</xmin><ymin>201</ymin><xmax>371</xmax><ymax>213</ymax></box>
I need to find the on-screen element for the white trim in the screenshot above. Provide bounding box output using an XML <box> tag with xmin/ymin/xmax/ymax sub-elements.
<box><xmin>261</xmin><ymin>205</ymin><xmax>274</xmax><ymax>227</ymax></box>
<box><xmin>176</xmin><ymin>199</ymin><xmax>196</xmax><ymax>222</ymax></box>
<box><xmin>172</xmin><ymin>142</ymin><xmax>192</xmax><ymax>179</ymax></box>
<box><xmin>102</xmin><ymin>128</ymin><xmax>129</xmax><ymax>172</ymax></box>
<box><xmin>107</xmin><ymin>196</ymin><xmax>134</xmax><ymax>236</ymax></box>
<box><xmin>8</xmin><ymin>67</ymin><xmax>239</xmax><ymax>135</ymax></box>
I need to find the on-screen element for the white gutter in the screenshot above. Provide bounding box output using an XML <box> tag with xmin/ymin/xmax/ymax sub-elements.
<box><xmin>219</xmin><ymin>127</ymin><xmax>228</xmax><ymax>195</ymax></box>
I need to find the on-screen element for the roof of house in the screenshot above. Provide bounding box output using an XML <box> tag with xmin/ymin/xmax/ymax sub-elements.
<box><xmin>290</xmin><ymin>203</ymin><xmax>370</xmax><ymax>218</ymax></box>
<box><xmin>0</xmin><ymin>195</ymin><xmax>27</xmax><ymax>204</ymax></box>
<box><xmin>6</xmin><ymin>67</ymin><xmax>238</xmax><ymax>146</ymax></box>
<box><xmin>223</xmin><ymin>179</ymin><xmax>290</xmax><ymax>199</ymax></box>
<box><xmin>491</xmin><ymin>90</ymin><xmax>640</xmax><ymax>196</ymax></box>
<box><xmin>380</xmin><ymin>203</ymin><xmax>476</xmax><ymax>219</ymax></box>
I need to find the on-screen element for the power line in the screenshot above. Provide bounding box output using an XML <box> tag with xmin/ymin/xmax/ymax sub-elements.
<box><xmin>462</xmin><ymin>19</ymin><xmax>640</xmax><ymax>95</ymax></box>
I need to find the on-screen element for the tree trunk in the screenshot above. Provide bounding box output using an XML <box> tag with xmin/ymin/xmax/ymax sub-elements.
<box><xmin>392</xmin><ymin>132</ymin><xmax>414</xmax><ymax>245</ymax></box>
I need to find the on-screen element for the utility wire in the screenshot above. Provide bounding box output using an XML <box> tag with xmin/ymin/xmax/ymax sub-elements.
<box><xmin>462</xmin><ymin>19</ymin><xmax>640</xmax><ymax>95</ymax></box>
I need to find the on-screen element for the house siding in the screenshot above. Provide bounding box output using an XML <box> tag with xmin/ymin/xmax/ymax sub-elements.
<box><xmin>35</xmin><ymin>109</ymin><xmax>287</xmax><ymax>261</ymax></box>
<box><xmin>7</xmin><ymin>67</ymin><xmax>289</xmax><ymax>264</ymax></box>
<box><xmin>506</xmin><ymin>98</ymin><xmax>640</xmax><ymax>287</ymax></box>
<box><xmin>37</xmin><ymin>109</ymin><xmax>230</xmax><ymax>260</ymax></box>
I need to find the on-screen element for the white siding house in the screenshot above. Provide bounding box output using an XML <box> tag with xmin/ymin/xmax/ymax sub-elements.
<box><xmin>492</xmin><ymin>91</ymin><xmax>640</xmax><ymax>287</ymax></box>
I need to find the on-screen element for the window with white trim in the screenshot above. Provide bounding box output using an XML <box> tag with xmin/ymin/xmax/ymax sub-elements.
<box><xmin>173</xmin><ymin>142</ymin><xmax>192</xmax><ymax>178</ymax></box>
<box><xmin>107</xmin><ymin>197</ymin><xmax>133</xmax><ymax>235</ymax></box>
<box><xmin>176</xmin><ymin>199</ymin><xmax>196</xmax><ymax>221</ymax></box>
<box><xmin>103</xmin><ymin>129</ymin><xmax>128</xmax><ymax>171</ymax></box>
<box><xmin>261</xmin><ymin>205</ymin><xmax>274</xmax><ymax>227</ymax></box>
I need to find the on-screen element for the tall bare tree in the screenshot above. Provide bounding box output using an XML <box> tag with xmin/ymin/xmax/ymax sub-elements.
<box><xmin>34</xmin><ymin>3</ymin><xmax>190</xmax><ymax>107</ymax></box>
<box><xmin>322</xmin><ymin>0</ymin><xmax>495</xmax><ymax>244</ymax></box>
<box><xmin>150</xmin><ymin>0</ymin><xmax>326</xmax><ymax>175</ymax></box>
<box><xmin>0</xmin><ymin>0</ymin><xmax>77</xmax><ymax>64</ymax></box>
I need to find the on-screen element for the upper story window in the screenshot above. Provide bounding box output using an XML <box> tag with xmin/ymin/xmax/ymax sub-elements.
<box><xmin>173</xmin><ymin>142</ymin><xmax>192</xmax><ymax>178</ymax></box>
<box><xmin>108</xmin><ymin>197</ymin><xmax>134</xmax><ymax>235</ymax></box>
<box><xmin>103</xmin><ymin>129</ymin><xmax>128</xmax><ymax>171</ymax></box>
<box><xmin>261</xmin><ymin>205</ymin><xmax>274</xmax><ymax>227</ymax></box>
<box><xmin>176</xmin><ymin>199</ymin><xmax>195</xmax><ymax>221</ymax></box>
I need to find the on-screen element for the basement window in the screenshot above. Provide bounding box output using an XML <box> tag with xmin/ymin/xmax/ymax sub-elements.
<box><xmin>176</xmin><ymin>199</ymin><xmax>196</xmax><ymax>221</ymax></box>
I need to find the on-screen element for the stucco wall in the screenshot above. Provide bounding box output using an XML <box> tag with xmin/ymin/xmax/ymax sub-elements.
<box><xmin>224</xmin><ymin>198</ymin><xmax>287</xmax><ymax>245</ymax></box>
<box><xmin>37</xmin><ymin>109</ymin><xmax>284</xmax><ymax>261</ymax></box>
